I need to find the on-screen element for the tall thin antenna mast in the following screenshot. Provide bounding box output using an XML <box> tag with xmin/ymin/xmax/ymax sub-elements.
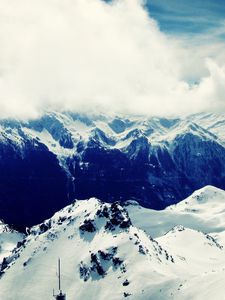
<box><xmin>58</xmin><ymin>258</ymin><xmax>61</xmax><ymax>293</ymax></box>
<box><xmin>53</xmin><ymin>258</ymin><xmax>66</xmax><ymax>300</ymax></box>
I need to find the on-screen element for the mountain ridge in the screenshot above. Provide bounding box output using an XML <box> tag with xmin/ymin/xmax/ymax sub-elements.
<box><xmin>1</xmin><ymin>186</ymin><xmax>225</xmax><ymax>299</ymax></box>
<box><xmin>1</xmin><ymin>111</ymin><xmax>225</xmax><ymax>228</ymax></box>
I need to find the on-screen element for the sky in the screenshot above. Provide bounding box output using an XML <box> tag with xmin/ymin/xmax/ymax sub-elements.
<box><xmin>146</xmin><ymin>0</ymin><xmax>225</xmax><ymax>36</ymax></box>
<box><xmin>0</xmin><ymin>0</ymin><xmax>225</xmax><ymax>119</ymax></box>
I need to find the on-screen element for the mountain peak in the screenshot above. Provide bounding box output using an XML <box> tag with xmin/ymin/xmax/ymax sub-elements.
<box><xmin>0</xmin><ymin>198</ymin><xmax>175</xmax><ymax>299</ymax></box>
<box><xmin>167</xmin><ymin>185</ymin><xmax>225</xmax><ymax>217</ymax></box>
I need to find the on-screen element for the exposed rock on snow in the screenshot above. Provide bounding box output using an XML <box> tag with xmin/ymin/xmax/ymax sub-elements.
<box><xmin>0</xmin><ymin>221</ymin><xmax>24</xmax><ymax>267</ymax></box>
<box><xmin>2</xmin><ymin>187</ymin><xmax>225</xmax><ymax>299</ymax></box>
<box><xmin>0</xmin><ymin>198</ymin><xmax>176</xmax><ymax>300</ymax></box>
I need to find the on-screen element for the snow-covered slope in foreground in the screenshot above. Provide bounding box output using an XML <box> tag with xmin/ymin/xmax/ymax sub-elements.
<box><xmin>0</xmin><ymin>221</ymin><xmax>24</xmax><ymax>264</ymax></box>
<box><xmin>2</xmin><ymin>187</ymin><xmax>225</xmax><ymax>299</ymax></box>
<box><xmin>127</xmin><ymin>185</ymin><xmax>225</xmax><ymax>238</ymax></box>
<box><xmin>0</xmin><ymin>199</ymin><xmax>176</xmax><ymax>300</ymax></box>
<box><xmin>127</xmin><ymin>186</ymin><xmax>225</xmax><ymax>299</ymax></box>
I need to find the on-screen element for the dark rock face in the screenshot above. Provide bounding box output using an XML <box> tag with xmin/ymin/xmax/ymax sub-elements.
<box><xmin>79</xmin><ymin>219</ymin><xmax>96</xmax><ymax>233</ymax></box>
<box><xmin>96</xmin><ymin>202</ymin><xmax>132</xmax><ymax>231</ymax></box>
<box><xmin>68</xmin><ymin>142</ymin><xmax>170</xmax><ymax>209</ymax></box>
<box><xmin>173</xmin><ymin>134</ymin><xmax>225</xmax><ymax>189</ymax></box>
<box><xmin>122</xmin><ymin>279</ymin><xmax>130</xmax><ymax>286</ymax></box>
<box><xmin>28</xmin><ymin>114</ymin><xmax>74</xmax><ymax>149</ymax></box>
<box><xmin>109</xmin><ymin>118</ymin><xmax>128</xmax><ymax>134</ymax></box>
<box><xmin>79</xmin><ymin>247</ymin><xmax>125</xmax><ymax>282</ymax></box>
<box><xmin>0</xmin><ymin>136</ymin><xmax>73</xmax><ymax>231</ymax></box>
<box><xmin>68</xmin><ymin>143</ymin><xmax>184</xmax><ymax>209</ymax></box>
<box><xmin>69</xmin><ymin>132</ymin><xmax>225</xmax><ymax>208</ymax></box>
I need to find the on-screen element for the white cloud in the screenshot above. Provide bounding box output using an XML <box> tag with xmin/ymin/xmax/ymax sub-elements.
<box><xmin>193</xmin><ymin>59</ymin><xmax>225</xmax><ymax>111</ymax></box>
<box><xmin>0</xmin><ymin>0</ymin><xmax>224</xmax><ymax>119</ymax></box>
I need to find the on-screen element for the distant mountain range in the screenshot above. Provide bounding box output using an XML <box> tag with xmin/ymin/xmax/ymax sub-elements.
<box><xmin>1</xmin><ymin>185</ymin><xmax>225</xmax><ymax>300</ymax></box>
<box><xmin>0</xmin><ymin>111</ymin><xmax>225</xmax><ymax>228</ymax></box>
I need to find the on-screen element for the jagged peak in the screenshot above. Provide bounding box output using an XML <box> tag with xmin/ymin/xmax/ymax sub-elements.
<box><xmin>0</xmin><ymin>197</ymin><xmax>176</xmax><ymax>300</ymax></box>
<box><xmin>28</xmin><ymin>198</ymin><xmax>132</xmax><ymax>238</ymax></box>
<box><xmin>175</xmin><ymin>120</ymin><xmax>216</xmax><ymax>139</ymax></box>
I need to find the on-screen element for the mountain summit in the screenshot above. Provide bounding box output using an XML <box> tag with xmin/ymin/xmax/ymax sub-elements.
<box><xmin>1</xmin><ymin>188</ymin><xmax>225</xmax><ymax>299</ymax></box>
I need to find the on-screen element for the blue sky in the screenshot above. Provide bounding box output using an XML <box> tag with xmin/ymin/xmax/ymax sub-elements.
<box><xmin>104</xmin><ymin>0</ymin><xmax>225</xmax><ymax>39</ymax></box>
<box><xmin>145</xmin><ymin>0</ymin><xmax>225</xmax><ymax>38</ymax></box>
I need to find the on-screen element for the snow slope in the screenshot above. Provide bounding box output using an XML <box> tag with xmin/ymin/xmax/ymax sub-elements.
<box><xmin>2</xmin><ymin>186</ymin><xmax>225</xmax><ymax>299</ymax></box>
<box><xmin>126</xmin><ymin>186</ymin><xmax>225</xmax><ymax>299</ymax></box>
<box><xmin>0</xmin><ymin>221</ymin><xmax>24</xmax><ymax>264</ymax></box>
<box><xmin>0</xmin><ymin>199</ymin><xmax>176</xmax><ymax>300</ymax></box>
<box><xmin>127</xmin><ymin>185</ymin><xmax>225</xmax><ymax>238</ymax></box>
<box><xmin>189</xmin><ymin>112</ymin><xmax>225</xmax><ymax>142</ymax></box>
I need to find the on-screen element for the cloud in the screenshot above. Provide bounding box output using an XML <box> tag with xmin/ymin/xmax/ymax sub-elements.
<box><xmin>0</xmin><ymin>0</ymin><xmax>224</xmax><ymax>119</ymax></box>
<box><xmin>193</xmin><ymin>59</ymin><xmax>225</xmax><ymax>111</ymax></box>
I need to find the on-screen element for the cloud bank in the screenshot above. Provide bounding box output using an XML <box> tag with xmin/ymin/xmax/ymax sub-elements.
<box><xmin>0</xmin><ymin>0</ymin><xmax>224</xmax><ymax>119</ymax></box>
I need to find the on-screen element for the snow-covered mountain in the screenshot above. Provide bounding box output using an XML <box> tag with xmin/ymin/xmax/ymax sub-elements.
<box><xmin>1</xmin><ymin>186</ymin><xmax>225</xmax><ymax>299</ymax></box>
<box><xmin>1</xmin><ymin>111</ymin><xmax>225</xmax><ymax>228</ymax></box>
<box><xmin>0</xmin><ymin>199</ymin><xmax>176</xmax><ymax>300</ymax></box>
<box><xmin>0</xmin><ymin>221</ymin><xmax>24</xmax><ymax>264</ymax></box>
<box><xmin>127</xmin><ymin>185</ymin><xmax>225</xmax><ymax>237</ymax></box>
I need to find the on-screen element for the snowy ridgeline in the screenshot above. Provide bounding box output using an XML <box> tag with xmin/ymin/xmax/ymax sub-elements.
<box><xmin>1</xmin><ymin>186</ymin><xmax>225</xmax><ymax>299</ymax></box>
<box><xmin>1</xmin><ymin>111</ymin><xmax>225</xmax><ymax>229</ymax></box>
